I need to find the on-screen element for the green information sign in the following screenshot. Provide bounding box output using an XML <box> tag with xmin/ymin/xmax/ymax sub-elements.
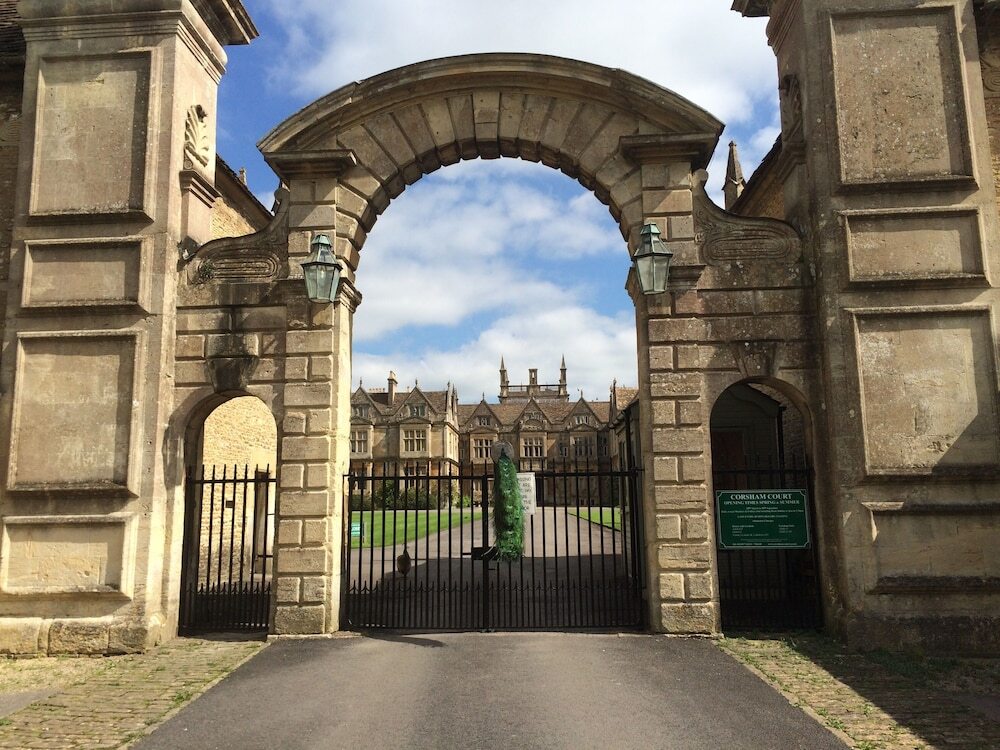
<box><xmin>716</xmin><ymin>490</ymin><xmax>810</xmax><ymax>549</ymax></box>
<box><xmin>350</xmin><ymin>521</ymin><xmax>362</xmax><ymax>538</ymax></box>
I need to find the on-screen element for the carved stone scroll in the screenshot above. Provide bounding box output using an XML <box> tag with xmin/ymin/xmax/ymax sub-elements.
<box><xmin>189</xmin><ymin>186</ymin><xmax>290</xmax><ymax>283</ymax></box>
<box><xmin>184</xmin><ymin>104</ymin><xmax>211</xmax><ymax>169</ymax></box>
<box><xmin>692</xmin><ymin>170</ymin><xmax>801</xmax><ymax>265</ymax></box>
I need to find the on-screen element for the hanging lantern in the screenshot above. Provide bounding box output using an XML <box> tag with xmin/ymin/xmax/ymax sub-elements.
<box><xmin>633</xmin><ymin>223</ymin><xmax>673</xmax><ymax>295</ymax></box>
<box><xmin>302</xmin><ymin>233</ymin><xmax>343</xmax><ymax>304</ymax></box>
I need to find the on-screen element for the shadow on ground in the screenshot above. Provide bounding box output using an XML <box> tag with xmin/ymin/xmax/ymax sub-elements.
<box><xmin>725</xmin><ymin>632</ymin><xmax>1000</xmax><ymax>749</ymax></box>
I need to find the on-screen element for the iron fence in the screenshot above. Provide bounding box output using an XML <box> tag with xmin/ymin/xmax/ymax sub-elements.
<box><xmin>179</xmin><ymin>465</ymin><xmax>275</xmax><ymax>634</ymax></box>
<box><xmin>342</xmin><ymin>457</ymin><xmax>646</xmax><ymax>631</ymax></box>
<box><xmin>713</xmin><ymin>460</ymin><xmax>823</xmax><ymax>630</ymax></box>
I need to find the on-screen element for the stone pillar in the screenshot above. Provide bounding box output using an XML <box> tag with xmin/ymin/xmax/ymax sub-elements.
<box><xmin>621</xmin><ymin>136</ymin><xmax>718</xmax><ymax>635</ymax></box>
<box><xmin>738</xmin><ymin>0</ymin><xmax>1000</xmax><ymax>650</ymax></box>
<box><xmin>267</xmin><ymin>152</ymin><xmax>359</xmax><ymax>635</ymax></box>
<box><xmin>0</xmin><ymin>1</ymin><xmax>255</xmax><ymax>655</ymax></box>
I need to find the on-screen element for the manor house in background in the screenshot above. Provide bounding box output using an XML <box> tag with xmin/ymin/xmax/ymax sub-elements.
<box><xmin>349</xmin><ymin>360</ymin><xmax>639</xmax><ymax>475</ymax></box>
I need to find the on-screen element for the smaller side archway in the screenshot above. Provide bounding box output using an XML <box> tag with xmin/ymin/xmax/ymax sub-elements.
<box><xmin>178</xmin><ymin>394</ymin><xmax>278</xmax><ymax>635</ymax></box>
<box><xmin>710</xmin><ymin>380</ymin><xmax>822</xmax><ymax>631</ymax></box>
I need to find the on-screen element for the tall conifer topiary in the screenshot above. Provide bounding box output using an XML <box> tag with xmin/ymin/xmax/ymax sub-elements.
<box><xmin>492</xmin><ymin>448</ymin><xmax>524</xmax><ymax>561</ymax></box>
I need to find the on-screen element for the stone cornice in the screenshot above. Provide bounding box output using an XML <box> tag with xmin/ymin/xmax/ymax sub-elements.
<box><xmin>619</xmin><ymin>133</ymin><xmax>719</xmax><ymax>170</ymax></box>
<box><xmin>264</xmin><ymin>150</ymin><xmax>359</xmax><ymax>181</ymax></box>
<box><xmin>18</xmin><ymin>0</ymin><xmax>255</xmax><ymax>80</ymax></box>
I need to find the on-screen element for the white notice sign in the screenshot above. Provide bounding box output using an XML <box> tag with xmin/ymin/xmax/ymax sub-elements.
<box><xmin>516</xmin><ymin>472</ymin><xmax>537</xmax><ymax>515</ymax></box>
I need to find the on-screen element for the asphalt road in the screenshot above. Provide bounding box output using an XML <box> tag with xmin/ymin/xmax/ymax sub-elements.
<box><xmin>135</xmin><ymin>633</ymin><xmax>846</xmax><ymax>750</ymax></box>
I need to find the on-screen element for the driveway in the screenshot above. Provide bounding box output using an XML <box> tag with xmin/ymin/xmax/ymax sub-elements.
<box><xmin>134</xmin><ymin>633</ymin><xmax>846</xmax><ymax>750</ymax></box>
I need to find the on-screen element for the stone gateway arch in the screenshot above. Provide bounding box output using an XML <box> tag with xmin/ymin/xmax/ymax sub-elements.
<box><xmin>0</xmin><ymin>0</ymin><xmax>998</xmax><ymax>655</ymax></box>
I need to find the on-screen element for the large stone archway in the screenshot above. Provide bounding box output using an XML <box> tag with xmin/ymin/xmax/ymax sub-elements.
<box><xmin>211</xmin><ymin>53</ymin><xmax>735</xmax><ymax>634</ymax></box>
<box><xmin>3</xmin><ymin>0</ymin><xmax>1000</xmax><ymax>654</ymax></box>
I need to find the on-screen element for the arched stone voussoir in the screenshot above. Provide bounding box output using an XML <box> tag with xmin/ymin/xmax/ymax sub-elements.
<box><xmin>261</xmin><ymin>54</ymin><xmax>723</xmax><ymax>265</ymax></box>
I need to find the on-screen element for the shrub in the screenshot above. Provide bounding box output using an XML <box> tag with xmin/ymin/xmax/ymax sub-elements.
<box><xmin>368</xmin><ymin>482</ymin><xmax>442</xmax><ymax>510</ymax></box>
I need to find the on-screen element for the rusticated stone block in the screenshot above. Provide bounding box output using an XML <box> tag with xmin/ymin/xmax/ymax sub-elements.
<box><xmin>281</xmin><ymin>436</ymin><xmax>330</xmax><ymax>462</ymax></box>
<box><xmin>652</xmin><ymin>400</ymin><xmax>676</xmax><ymax>426</ymax></box>
<box><xmin>305</xmin><ymin>464</ymin><xmax>330</xmax><ymax>489</ymax></box>
<box><xmin>684</xmin><ymin>514</ymin><xmax>710</xmax><ymax>542</ymax></box>
<box><xmin>654</xmin><ymin>484</ymin><xmax>709</xmax><ymax>511</ymax></box>
<box><xmin>660</xmin><ymin>573</ymin><xmax>685</xmax><ymax>601</ymax></box>
<box><xmin>650</xmin><ymin>372</ymin><xmax>702</xmax><ymax>398</ymax></box>
<box><xmin>48</xmin><ymin>620</ymin><xmax>109</xmax><ymax>655</ymax></box>
<box><xmin>284</xmin><ymin>383</ymin><xmax>333</xmax><ymax>408</ymax></box>
<box><xmin>279</xmin><ymin>491</ymin><xmax>330</xmax><ymax>517</ymax></box>
<box><xmin>648</xmin><ymin>317</ymin><xmax>707</xmax><ymax>343</ymax></box>
<box><xmin>653</xmin><ymin>456</ymin><xmax>679</xmax><ymax>482</ymax></box>
<box><xmin>680</xmin><ymin>456</ymin><xmax>706</xmax><ymax>482</ymax></box>
<box><xmin>108</xmin><ymin>622</ymin><xmax>155</xmax><ymax>654</ymax></box>
<box><xmin>675</xmin><ymin>345</ymin><xmax>701</xmax><ymax>370</ymax></box>
<box><xmin>280</xmin><ymin>464</ymin><xmax>305</xmax><ymax>489</ymax></box>
<box><xmin>175</xmin><ymin>335</ymin><xmax>205</xmax><ymax>359</ymax></box>
<box><xmin>301</xmin><ymin>576</ymin><xmax>328</xmax><ymax>603</ymax></box>
<box><xmin>649</xmin><ymin>345</ymin><xmax>674</xmax><ymax>371</ymax></box>
<box><xmin>285</xmin><ymin>357</ymin><xmax>309</xmax><ymax>382</ymax></box>
<box><xmin>285</xmin><ymin>330</ymin><xmax>335</xmax><ymax>354</ymax></box>
<box><xmin>658</xmin><ymin>543</ymin><xmax>712</xmax><ymax>571</ymax></box>
<box><xmin>278</xmin><ymin>520</ymin><xmax>303</xmax><ymax>545</ymax></box>
<box><xmin>307</xmin><ymin>409</ymin><xmax>332</xmax><ymax>434</ymax></box>
<box><xmin>669</xmin><ymin>215</ymin><xmax>695</xmax><ymax>240</ymax></box>
<box><xmin>656</xmin><ymin>514</ymin><xmax>682</xmax><ymax>541</ymax></box>
<box><xmin>652</xmin><ymin>428</ymin><xmax>705</xmax><ymax>454</ymax></box>
<box><xmin>283</xmin><ymin>412</ymin><xmax>306</xmax><ymax>435</ymax></box>
<box><xmin>274</xmin><ymin>604</ymin><xmax>326</xmax><ymax>635</ymax></box>
<box><xmin>276</xmin><ymin>577</ymin><xmax>301</xmax><ymax>604</ymax></box>
<box><xmin>685</xmin><ymin>572</ymin><xmax>715</xmax><ymax>602</ymax></box>
<box><xmin>0</xmin><ymin>617</ymin><xmax>41</xmax><ymax>655</ymax></box>
<box><xmin>277</xmin><ymin>547</ymin><xmax>329</xmax><ymax>574</ymax></box>
<box><xmin>676</xmin><ymin>401</ymin><xmax>704</xmax><ymax>427</ymax></box>
<box><xmin>303</xmin><ymin>519</ymin><xmax>328</xmax><ymax>545</ymax></box>
<box><xmin>661</xmin><ymin>603</ymin><xmax>716</xmax><ymax>634</ymax></box>
<box><xmin>642</xmin><ymin>188</ymin><xmax>692</xmax><ymax>215</ymax></box>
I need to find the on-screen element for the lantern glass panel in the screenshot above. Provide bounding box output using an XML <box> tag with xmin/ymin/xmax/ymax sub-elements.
<box><xmin>636</xmin><ymin>254</ymin><xmax>654</xmax><ymax>294</ymax></box>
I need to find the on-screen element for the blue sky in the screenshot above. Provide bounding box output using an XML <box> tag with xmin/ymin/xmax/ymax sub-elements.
<box><xmin>217</xmin><ymin>1</ymin><xmax>778</xmax><ymax>402</ymax></box>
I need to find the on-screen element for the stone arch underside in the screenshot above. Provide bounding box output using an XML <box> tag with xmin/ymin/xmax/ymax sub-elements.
<box><xmin>258</xmin><ymin>54</ymin><xmax>724</xmax><ymax>268</ymax></box>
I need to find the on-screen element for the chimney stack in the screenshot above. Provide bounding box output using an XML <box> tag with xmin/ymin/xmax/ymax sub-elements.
<box><xmin>388</xmin><ymin>371</ymin><xmax>398</xmax><ymax>402</ymax></box>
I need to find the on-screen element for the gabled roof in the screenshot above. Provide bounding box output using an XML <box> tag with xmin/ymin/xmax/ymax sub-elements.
<box><xmin>461</xmin><ymin>399</ymin><xmax>502</xmax><ymax>429</ymax></box>
<box><xmin>614</xmin><ymin>387</ymin><xmax>639</xmax><ymax>409</ymax></box>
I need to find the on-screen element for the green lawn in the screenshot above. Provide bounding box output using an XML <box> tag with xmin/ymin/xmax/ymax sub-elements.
<box><xmin>568</xmin><ymin>507</ymin><xmax>622</xmax><ymax>531</ymax></box>
<box><xmin>348</xmin><ymin>509</ymin><xmax>481</xmax><ymax>548</ymax></box>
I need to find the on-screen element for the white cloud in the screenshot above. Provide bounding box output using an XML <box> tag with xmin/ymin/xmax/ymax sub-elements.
<box><xmin>354</xmin><ymin>159</ymin><xmax>630</xmax><ymax>341</ymax></box>
<box><xmin>254</xmin><ymin>0</ymin><xmax>776</xmax><ymax>126</ymax></box>
<box><xmin>354</xmin><ymin>303</ymin><xmax>638</xmax><ymax>404</ymax></box>
<box><xmin>248</xmin><ymin>0</ymin><xmax>780</xmax><ymax>199</ymax></box>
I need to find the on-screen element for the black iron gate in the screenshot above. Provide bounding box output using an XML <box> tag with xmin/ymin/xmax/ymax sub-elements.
<box><xmin>179</xmin><ymin>465</ymin><xmax>276</xmax><ymax>634</ymax></box>
<box><xmin>713</xmin><ymin>461</ymin><xmax>823</xmax><ymax>630</ymax></box>
<box><xmin>342</xmin><ymin>458</ymin><xmax>645</xmax><ymax>630</ymax></box>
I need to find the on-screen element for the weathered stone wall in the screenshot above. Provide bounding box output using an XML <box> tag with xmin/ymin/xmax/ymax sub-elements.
<box><xmin>0</xmin><ymin>0</ymin><xmax>255</xmax><ymax>656</ymax></box>
<box><xmin>743</xmin><ymin>0</ymin><xmax>1000</xmax><ymax>652</ymax></box>
<box><xmin>200</xmin><ymin>396</ymin><xmax>276</xmax><ymax>471</ymax></box>
<box><xmin>211</xmin><ymin>192</ymin><xmax>259</xmax><ymax>240</ymax></box>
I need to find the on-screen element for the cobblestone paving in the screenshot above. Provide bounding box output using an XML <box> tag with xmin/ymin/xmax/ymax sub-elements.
<box><xmin>720</xmin><ymin>634</ymin><xmax>1000</xmax><ymax>750</ymax></box>
<box><xmin>0</xmin><ymin>638</ymin><xmax>263</xmax><ymax>749</ymax></box>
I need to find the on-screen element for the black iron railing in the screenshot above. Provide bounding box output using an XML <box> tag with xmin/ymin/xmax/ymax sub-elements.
<box><xmin>713</xmin><ymin>461</ymin><xmax>823</xmax><ymax>630</ymax></box>
<box><xmin>180</xmin><ymin>465</ymin><xmax>275</xmax><ymax>634</ymax></box>
<box><xmin>342</xmin><ymin>457</ymin><xmax>646</xmax><ymax>631</ymax></box>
